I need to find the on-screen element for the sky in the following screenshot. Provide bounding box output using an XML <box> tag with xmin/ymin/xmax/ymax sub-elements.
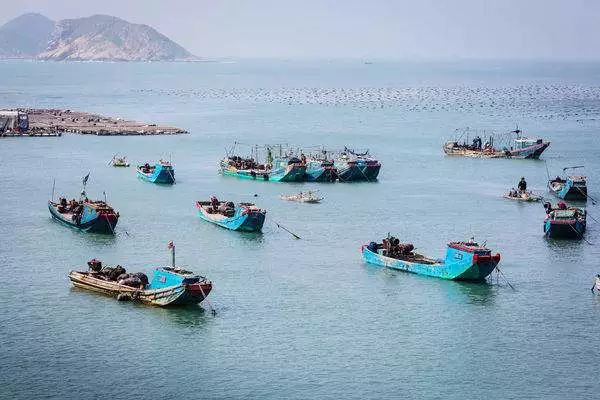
<box><xmin>2</xmin><ymin>0</ymin><xmax>599</xmax><ymax>60</ymax></box>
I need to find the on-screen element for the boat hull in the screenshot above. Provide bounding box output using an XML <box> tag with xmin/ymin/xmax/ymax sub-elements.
<box><xmin>221</xmin><ymin>164</ymin><xmax>306</xmax><ymax>182</ymax></box>
<box><xmin>544</xmin><ymin>220</ymin><xmax>586</xmax><ymax>239</ymax></box>
<box><xmin>305</xmin><ymin>163</ymin><xmax>337</xmax><ymax>182</ymax></box>
<box><xmin>549</xmin><ymin>181</ymin><xmax>587</xmax><ymax>201</ymax></box>
<box><xmin>361</xmin><ymin>246</ymin><xmax>497</xmax><ymax>281</ymax></box>
<box><xmin>48</xmin><ymin>202</ymin><xmax>118</xmax><ymax>234</ymax></box>
<box><xmin>336</xmin><ymin>160</ymin><xmax>380</xmax><ymax>182</ymax></box>
<box><xmin>69</xmin><ymin>271</ymin><xmax>211</xmax><ymax>306</ymax></box>
<box><xmin>137</xmin><ymin>164</ymin><xmax>175</xmax><ymax>184</ymax></box>
<box><xmin>508</xmin><ymin>142</ymin><xmax>550</xmax><ymax>159</ymax></box>
<box><xmin>197</xmin><ymin>206</ymin><xmax>265</xmax><ymax>232</ymax></box>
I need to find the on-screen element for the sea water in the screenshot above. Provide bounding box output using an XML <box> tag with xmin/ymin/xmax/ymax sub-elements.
<box><xmin>0</xmin><ymin>60</ymin><xmax>599</xmax><ymax>399</ymax></box>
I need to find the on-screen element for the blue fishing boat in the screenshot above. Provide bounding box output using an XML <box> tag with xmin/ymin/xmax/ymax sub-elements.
<box><xmin>305</xmin><ymin>159</ymin><xmax>337</xmax><ymax>182</ymax></box>
<box><xmin>543</xmin><ymin>203</ymin><xmax>586</xmax><ymax>239</ymax></box>
<box><xmin>196</xmin><ymin>198</ymin><xmax>266</xmax><ymax>232</ymax></box>
<box><xmin>335</xmin><ymin>148</ymin><xmax>381</xmax><ymax>182</ymax></box>
<box><xmin>137</xmin><ymin>160</ymin><xmax>175</xmax><ymax>184</ymax></box>
<box><xmin>68</xmin><ymin>248</ymin><xmax>212</xmax><ymax>307</ymax></box>
<box><xmin>548</xmin><ymin>173</ymin><xmax>587</xmax><ymax>201</ymax></box>
<box><xmin>220</xmin><ymin>155</ymin><xmax>306</xmax><ymax>182</ymax></box>
<box><xmin>362</xmin><ymin>236</ymin><xmax>500</xmax><ymax>281</ymax></box>
<box><xmin>269</xmin><ymin>156</ymin><xmax>306</xmax><ymax>182</ymax></box>
<box><xmin>49</xmin><ymin>197</ymin><xmax>119</xmax><ymax>234</ymax></box>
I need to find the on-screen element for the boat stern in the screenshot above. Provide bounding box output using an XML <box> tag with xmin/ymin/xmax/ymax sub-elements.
<box><xmin>445</xmin><ymin>242</ymin><xmax>500</xmax><ymax>281</ymax></box>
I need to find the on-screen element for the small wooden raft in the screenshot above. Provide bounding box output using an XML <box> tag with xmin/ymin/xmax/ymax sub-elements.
<box><xmin>15</xmin><ymin>108</ymin><xmax>188</xmax><ymax>136</ymax></box>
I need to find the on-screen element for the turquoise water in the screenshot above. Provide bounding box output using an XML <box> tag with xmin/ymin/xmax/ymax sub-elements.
<box><xmin>1</xmin><ymin>60</ymin><xmax>599</xmax><ymax>399</ymax></box>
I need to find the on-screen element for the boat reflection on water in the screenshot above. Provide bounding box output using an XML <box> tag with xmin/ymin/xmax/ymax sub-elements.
<box><xmin>444</xmin><ymin>279</ymin><xmax>498</xmax><ymax>306</ymax></box>
<box><xmin>144</xmin><ymin>303</ymin><xmax>217</xmax><ymax>328</ymax></box>
<box><xmin>362</xmin><ymin>261</ymin><xmax>499</xmax><ymax>305</ymax></box>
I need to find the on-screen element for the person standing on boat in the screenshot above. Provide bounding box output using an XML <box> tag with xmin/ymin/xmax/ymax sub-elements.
<box><xmin>518</xmin><ymin>177</ymin><xmax>527</xmax><ymax>193</ymax></box>
<box><xmin>592</xmin><ymin>274</ymin><xmax>600</xmax><ymax>294</ymax></box>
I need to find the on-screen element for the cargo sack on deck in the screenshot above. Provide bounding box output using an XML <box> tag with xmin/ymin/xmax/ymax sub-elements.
<box><xmin>116</xmin><ymin>273</ymin><xmax>130</xmax><ymax>281</ymax></box>
<box><xmin>109</xmin><ymin>265</ymin><xmax>126</xmax><ymax>281</ymax></box>
<box><xmin>119</xmin><ymin>276</ymin><xmax>142</xmax><ymax>287</ymax></box>
<box><xmin>132</xmin><ymin>272</ymin><xmax>149</xmax><ymax>285</ymax></box>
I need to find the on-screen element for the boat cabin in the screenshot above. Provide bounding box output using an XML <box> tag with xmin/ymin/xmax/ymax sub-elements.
<box><xmin>147</xmin><ymin>267</ymin><xmax>203</xmax><ymax>290</ymax></box>
<box><xmin>513</xmin><ymin>138</ymin><xmax>543</xmax><ymax>149</ymax></box>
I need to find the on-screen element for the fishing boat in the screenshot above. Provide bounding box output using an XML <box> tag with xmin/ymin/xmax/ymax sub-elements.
<box><xmin>503</xmin><ymin>190</ymin><xmax>542</xmax><ymax>202</ymax></box>
<box><xmin>543</xmin><ymin>203</ymin><xmax>586</xmax><ymax>239</ymax></box>
<box><xmin>548</xmin><ymin>167</ymin><xmax>587</xmax><ymax>201</ymax></box>
<box><xmin>361</xmin><ymin>236</ymin><xmax>500</xmax><ymax>281</ymax></box>
<box><xmin>305</xmin><ymin>158</ymin><xmax>337</xmax><ymax>182</ymax></box>
<box><xmin>196</xmin><ymin>198</ymin><xmax>266</xmax><ymax>232</ymax></box>
<box><xmin>137</xmin><ymin>160</ymin><xmax>175</xmax><ymax>184</ymax></box>
<box><xmin>110</xmin><ymin>155</ymin><xmax>130</xmax><ymax>167</ymax></box>
<box><xmin>220</xmin><ymin>156</ymin><xmax>272</xmax><ymax>180</ymax></box>
<box><xmin>334</xmin><ymin>147</ymin><xmax>381</xmax><ymax>182</ymax></box>
<box><xmin>220</xmin><ymin>155</ymin><xmax>306</xmax><ymax>182</ymax></box>
<box><xmin>269</xmin><ymin>156</ymin><xmax>307</xmax><ymax>182</ymax></box>
<box><xmin>443</xmin><ymin>127</ymin><xmax>550</xmax><ymax>159</ymax></box>
<box><xmin>49</xmin><ymin>196</ymin><xmax>119</xmax><ymax>234</ymax></box>
<box><xmin>280</xmin><ymin>190</ymin><xmax>323</xmax><ymax>203</ymax></box>
<box><xmin>68</xmin><ymin>245</ymin><xmax>213</xmax><ymax>307</ymax></box>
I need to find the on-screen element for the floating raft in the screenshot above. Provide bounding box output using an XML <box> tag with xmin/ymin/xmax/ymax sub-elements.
<box><xmin>8</xmin><ymin>108</ymin><xmax>188</xmax><ymax>136</ymax></box>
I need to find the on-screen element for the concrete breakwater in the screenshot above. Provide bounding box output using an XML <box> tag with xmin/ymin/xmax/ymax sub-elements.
<box><xmin>2</xmin><ymin>108</ymin><xmax>188</xmax><ymax>136</ymax></box>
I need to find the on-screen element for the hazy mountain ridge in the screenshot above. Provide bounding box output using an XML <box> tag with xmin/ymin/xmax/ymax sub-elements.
<box><xmin>0</xmin><ymin>13</ymin><xmax>195</xmax><ymax>61</ymax></box>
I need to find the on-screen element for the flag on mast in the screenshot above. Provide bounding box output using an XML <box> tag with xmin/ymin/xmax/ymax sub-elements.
<box><xmin>167</xmin><ymin>241</ymin><xmax>174</xmax><ymax>249</ymax></box>
<box><xmin>82</xmin><ymin>172</ymin><xmax>90</xmax><ymax>186</ymax></box>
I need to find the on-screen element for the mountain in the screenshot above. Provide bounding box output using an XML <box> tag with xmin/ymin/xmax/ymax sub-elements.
<box><xmin>0</xmin><ymin>13</ymin><xmax>55</xmax><ymax>58</ymax></box>
<box><xmin>0</xmin><ymin>13</ymin><xmax>195</xmax><ymax>61</ymax></box>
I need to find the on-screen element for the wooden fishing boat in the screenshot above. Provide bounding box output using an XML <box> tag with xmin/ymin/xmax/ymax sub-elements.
<box><xmin>196</xmin><ymin>199</ymin><xmax>266</xmax><ymax>232</ymax></box>
<box><xmin>443</xmin><ymin>128</ymin><xmax>550</xmax><ymax>159</ymax></box>
<box><xmin>334</xmin><ymin>148</ymin><xmax>381</xmax><ymax>182</ymax></box>
<box><xmin>362</xmin><ymin>236</ymin><xmax>500</xmax><ymax>281</ymax></box>
<box><xmin>69</xmin><ymin>258</ymin><xmax>212</xmax><ymax>307</ymax></box>
<box><xmin>280</xmin><ymin>190</ymin><xmax>323</xmax><ymax>203</ymax></box>
<box><xmin>305</xmin><ymin>159</ymin><xmax>337</xmax><ymax>182</ymax></box>
<box><xmin>110</xmin><ymin>156</ymin><xmax>130</xmax><ymax>167</ymax></box>
<box><xmin>503</xmin><ymin>190</ymin><xmax>542</xmax><ymax>202</ymax></box>
<box><xmin>49</xmin><ymin>197</ymin><xmax>119</xmax><ymax>234</ymax></box>
<box><xmin>137</xmin><ymin>160</ymin><xmax>175</xmax><ymax>184</ymax></box>
<box><xmin>548</xmin><ymin>175</ymin><xmax>587</xmax><ymax>201</ymax></box>
<box><xmin>543</xmin><ymin>204</ymin><xmax>586</xmax><ymax>239</ymax></box>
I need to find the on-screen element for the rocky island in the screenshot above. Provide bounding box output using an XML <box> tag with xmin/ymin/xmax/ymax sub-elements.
<box><xmin>1</xmin><ymin>108</ymin><xmax>188</xmax><ymax>137</ymax></box>
<box><xmin>0</xmin><ymin>13</ymin><xmax>195</xmax><ymax>61</ymax></box>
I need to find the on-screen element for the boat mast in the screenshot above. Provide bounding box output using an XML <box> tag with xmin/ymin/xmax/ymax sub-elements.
<box><xmin>168</xmin><ymin>241</ymin><xmax>176</xmax><ymax>268</ymax></box>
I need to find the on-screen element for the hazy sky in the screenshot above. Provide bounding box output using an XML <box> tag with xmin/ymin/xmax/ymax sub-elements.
<box><xmin>2</xmin><ymin>0</ymin><xmax>599</xmax><ymax>59</ymax></box>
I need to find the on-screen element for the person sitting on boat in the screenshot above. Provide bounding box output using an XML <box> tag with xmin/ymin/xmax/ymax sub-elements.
<box><xmin>300</xmin><ymin>152</ymin><xmax>307</xmax><ymax>165</ymax></box>
<box><xmin>509</xmin><ymin>188</ymin><xmax>517</xmax><ymax>197</ymax></box>
<box><xmin>557</xmin><ymin>201</ymin><xmax>567</xmax><ymax>210</ymax></box>
<box><xmin>210</xmin><ymin>196</ymin><xmax>219</xmax><ymax>211</ymax></box>
<box><xmin>553</xmin><ymin>176</ymin><xmax>564</xmax><ymax>183</ymax></box>
<box><xmin>142</xmin><ymin>163</ymin><xmax>151</xmax><ymax>173</ymax></box>
<box><xmin>518</xmin><ymin>177</ymin><xmax>527</xmax><ymax>193</ymax></box>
